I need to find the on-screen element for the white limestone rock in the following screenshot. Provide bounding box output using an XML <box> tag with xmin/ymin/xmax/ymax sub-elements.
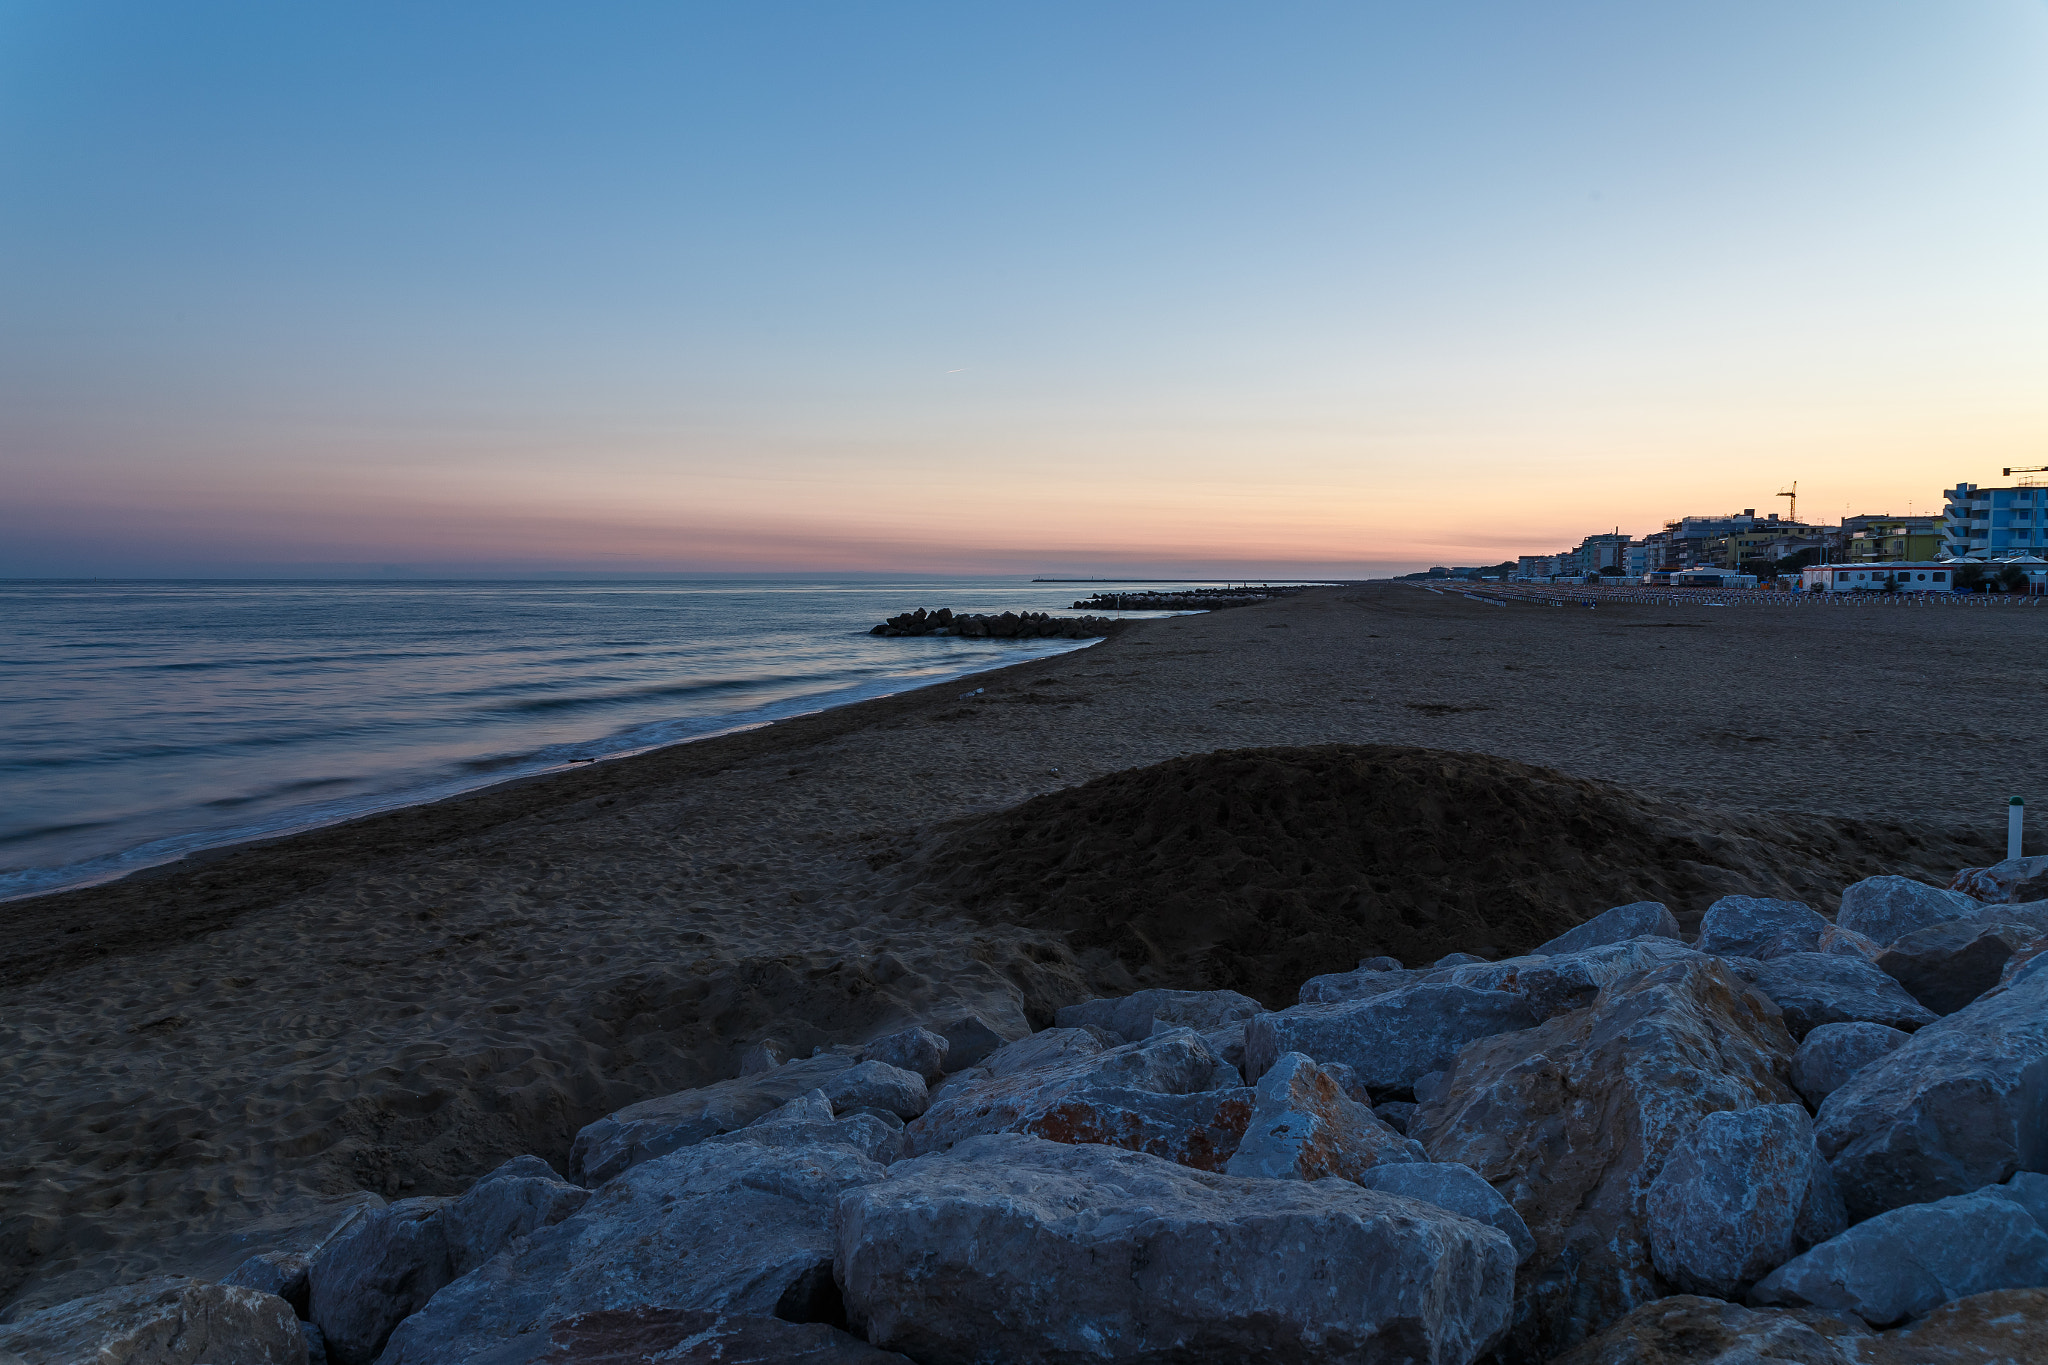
<box><xmin>1445</xmin><ymin>938</ymin><xmax>1704</xmax><ymax>1021</ymax></box>
<box><xmin>567</xmin><ymin>1052</ymin><xmax>859</xmax><ymax>1185</ymax></box>
<box><xmin>1749</xmin><ymin>1187</ymin><xmax>2048</xmax><ymax>1326</ymax></box>
<box><xmin>1244</xmin><ymin>985</ymin><xmax>1537</xmax><ymax>1090</ymax></box>
<box><xmin>1814</xmin><ymin>967</ymin><xmax>2048</xmax><ymax>1221</ymax></box>
<box><xmin>818</xmin><ymin>1059</ymin><xmax>929</xmax><ymax>1119</ymax></box>
<box><xmin>1353</xmin><ymin>1161</ymin><xmax>1537</xmax><ymax>1263</ymax></box>
<box><xmin>305</xmin><ymin>1196</ymin><xmax>453</xmax><ymax>1365</ymax></box>
<box><xmin>1837</xmin><ymin>875</ymin><xmax>1981</xmax><ymax>947</ymax></box>
<box><xmin>855</xmin><ymin>1025</ymin><xmax>948</xmax><ymax>1081</ymax></box>
<box><xmin>1745</xmin><ymin>953</ymin><xmax>1937</xmax><ymax>1039</ymax></box>
<box><xmin>1697</xmin><ymin>896</ymin><xmax>1828</xmax><ymax>959</ymax></box>
<box><xmin>1790</xmin><ymin>1022</ymin><xmax>1910</xmax><ymax>1108</ymax></box>
<box><xmin>1533</xmin><ymin>902</ymin><xmax>1681</xmax><ymax>957</ymax></box>
<box><xmin>1411</xmin><ymin>955</ymin><xmax>1799</xmax><ymax>1361</ymax></box>
<box><xmin>1295</xmin><ymin>965</ymin><xmax>1417</xmax><ymax>1005</ymax></box>
<box><xmin>835</xmin><ymin>1133</ymin><xmax>1516</xmax><ymax>1365</ymax></box>
<box><xmin>440</xmin><ymin>1155</ymin><xmax>590</xmax><ymax>1278</ymax></box>
<box><xmin>0</xmin><ymin>1277</ymin><xmax>306</xmax><ymax>1365</ymax></box>
<box><xmin>376</xmin><ymin>1141</ymin><xmax>886</xmax><ymax>1365</ymax></box>
<box><xmin>1053</xmin><ymin>987</ymin><xmax>1262</xmax><ymax>1041</ymax></box>
<box><xmin>1644</xmin><ymin>1103</ymin><xmax>1844</xmax><ymax>1299</ymax></box>
<box><xmin>1876</xmin><ymin>919</ymin><xmax>2037</xmax><ymax>1016</ymax></box>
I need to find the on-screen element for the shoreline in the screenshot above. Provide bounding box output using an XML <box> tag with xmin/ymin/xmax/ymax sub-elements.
<box><xmin>0</xmin><ymin>627</ymin><xmax>1123</xmax><ymax>992</ymax></box>
<box><xmin>0</xmin><ymin>631</ymin><xmax>1110</xmax><ymax>910</ymax></box>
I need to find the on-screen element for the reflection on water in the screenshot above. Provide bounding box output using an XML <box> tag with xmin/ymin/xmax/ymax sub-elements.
<box><xmin>0</xmin><ymin>577</ymin><xmax>1211</xmax><ymax>900</ymax></box>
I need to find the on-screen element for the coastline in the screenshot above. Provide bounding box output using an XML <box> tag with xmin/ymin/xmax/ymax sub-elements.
<box><xmin>0</xmin><ymin>629</ymin><xmax>1111</xmax><ymax>910</ymax></box>
<box><xmin>2</xmin><ymin>583</ymin><xmax>2037</xmax><ymax>1312</ymax></box>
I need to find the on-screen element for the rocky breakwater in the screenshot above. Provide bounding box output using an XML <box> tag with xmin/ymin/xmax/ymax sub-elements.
<box><xmin>869</xmin><ymin>607</ymin><xmax>1116</xmax><ymax>639</ymax></box>
<box><xmin>1070</xmin><ymin>585</ymin><xmax>1315</xmax><ymax>611</ymax></box>
<box><xmin>8</xmin><ymin>858</ymin><xmax>2048</xmax><ymax>1365</ymax></box>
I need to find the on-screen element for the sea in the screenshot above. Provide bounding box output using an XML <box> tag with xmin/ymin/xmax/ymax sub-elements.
<box><xmin>0</xmin><ymin>576</ymin><xmax>1227</xmax><ymax>902</ymax></box>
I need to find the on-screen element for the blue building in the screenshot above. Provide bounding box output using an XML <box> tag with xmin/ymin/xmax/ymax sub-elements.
<box><xmin>1944</xmin><ymin>482</ymin><xmax>2048</xmax><ymax>558</ymax></box>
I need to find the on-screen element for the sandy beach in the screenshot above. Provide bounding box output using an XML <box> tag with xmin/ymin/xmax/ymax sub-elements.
<box><xmin>2</xmin><ymin>583</ymin><xmax>2041</xmax><ymax>1314</ymax></box>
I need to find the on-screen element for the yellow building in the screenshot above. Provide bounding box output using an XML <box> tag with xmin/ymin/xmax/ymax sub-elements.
<box><xmin>1845</xmin><ymin>521</ymin><xmax>1943</xmax><ymax>562</ymax></box>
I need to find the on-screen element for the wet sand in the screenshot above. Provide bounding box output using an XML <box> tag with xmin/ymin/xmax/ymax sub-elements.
<box><xmin>2</xmin><ymin>584</ymin><xmax>2041</xmax><ymax>1312</ymax></box>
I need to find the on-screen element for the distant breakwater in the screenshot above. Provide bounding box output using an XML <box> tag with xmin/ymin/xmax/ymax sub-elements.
<box><xmin>1070</xmin><ymin>586</ymin><xmax>1313</xmax><ymax>612</ymax></box>
<box><xmin>870</xmin><ymin>608</ymin><xmax>1118</xmax><ymax>639</ymax></box>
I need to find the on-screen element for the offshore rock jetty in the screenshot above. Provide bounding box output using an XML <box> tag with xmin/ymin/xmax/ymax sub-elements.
<box><xmin>13</xmin><ymin>858</ymin><xmax>2048</xmax><ymax>1363</ymax></box>
<box><xmin>868</xmin><ymin>607</ymin><xmax>1116</xmax><ymax>639</ymax></box>
<box><xmin>1070</xmin><ymin>584</ymin><xmax>1315</xmax><ymax>611</ymax></box>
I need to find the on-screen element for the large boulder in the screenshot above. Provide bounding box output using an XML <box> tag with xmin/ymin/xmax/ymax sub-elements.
<box><xmin>834</xmin><ymin>1133</ymin><xmax>1516</xmax><ymax>1365</ymax></box>
<box><xmin>1244</xmin><ymin>985</ymin><xmax>1537</xmax><ymax>1091</ymax></box>
<box><xmin>935</xmin><ymin>1014</ymin><xmax>1011</xmax><ymax>1071</ymax></box>
<box><xmin>1053</xmin><ymin>988</ymin><xmax>1262</xmax><ymax>1041</ymax></box>
<box><xmin>376</xmin><ymin>1141</ymin><xmax>886</xmax><ymax>1365</ymax></box>
<box><xmin>907</xmin><ymin>1028</ymin><xmax>1220</xmax><ymax>1156</ymax></box>
<box><xmin>1877</xmin><ymin>919</ymin><xmax>2036</xmax><ymax>1016</ymax></box>
<box><xmin>0</xmin><ymin>1277</ymin><xmax>306</xmax><ymax>1365</ymax></box>
<box><xmin>306</xmin><ymin>1196</ymin><xmax>453</xmax><ymax>1365</ymax></box>
<box><xmin>1353</xmin><ymin>1162</ymin><xmax>1537</xmax><ymax>1263</ymax></box>
<box><xmin>1814</xmin><ymin>967</ymin><xmax>2048</xmax><ymax>1221</ymax></box>
<box><xmin>568</xmin><ymin>1053</ymin><xmax>858</xmax><ymax>1185</ymax></box>
<box><xmin>1010</xmin><ymin>1086</ymin><xmax>1254</xmax><ymax>1171</ymax></box>
<box><xmin>1837</xmin><ymin>876</ymin><xmax>1981</xmax><ymax>947</ymax></box>
<box><xmin>1296</xmin><ymin>965</ymin><xmax>1417</xmax><ymax>1005</ymax></box>
<box><xmin>1745</xmin><ymin>954</ymin><xmax>1937</xmax><ymax>1039</ymax></box>
<box><xmin>1221</xmin><ymin>1052</ymin><xmax>1423</xmax><ymax>1181</ymax></box>
<box><xmin>1411</xmin><ymin>955</ymin><xmax>1799</xmax><ymax>1361</ymax></box>
<box><xmin>1749</xmin><ymin>1185</ymin><xmax>2048</xmax><ymax>1326</ymax></box>
<box><xmin>1697</xmin><ymin>897</ymin><xmax>1828</xmax><ymax>958</ymax></box>
<box><xmin>699</xmin><ymin>1089</ymin><xmax>906</xmax><ymax>1164</ymax></box>
<box><xmin>1790</xmin><ymin>1022</ymin><xmax>1909</xmax><ymax>1108</ymax></box>
<box><xmin>1532</xmin><ymin>902</ymin><xmax>1680</xmax><ymax>957</ymax></box>
<box><xmin>818</xmin><ymin>1060</ymin><xmax>929</xmax><ymax>1119</ymax></box>
<box><xmin>1644</xmin><ymin>1104</ymin><xmax>1844</xmax><ymax>1299</ymax></box>
<box><xmin>856</xmin><ymin>1026</ymin><xmax>948</xmax><ymax>1081</ymax></box>
<box><xmin>1445</xmin><ymin>939</ymin><xmax>1703</xmax><ymax>1022</ymax></box>
<box><xmin>1948</xmin><ymin>855</ymin><xmax>2048</xmax><ymax>905</ymax></box>
<box><xmin>440</xmin><ymin>1155</ymin><xmax>590</xmax><ymax>1277</ymax></box>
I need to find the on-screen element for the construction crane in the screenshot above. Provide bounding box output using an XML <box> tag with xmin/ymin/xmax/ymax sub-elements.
<box><xmin>1776</xmin><ymin>482</ymin><xmax>1797</xmax><ymax>522</ymax></box>
<box><xmin>2003</xmin><ymin>465</ymin><xmax>2048</xmax><ymax>484</ymax></box>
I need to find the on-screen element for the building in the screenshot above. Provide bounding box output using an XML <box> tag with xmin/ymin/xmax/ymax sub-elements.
<box><xmin>1944</xmin><ymin>482</ymin><xmax>2048</xmax><ymax>558</ymax></box>
<box><xmin>1800</xmin><ymin>563</ymin><xmax>1957</xmax><ymax>593</ymax></box>
<box><xmin>1669</xmin><ymin>568</ymin><xmax>1758</xmax><ymax>588</ymax></box>
<box><xmin>1575</xmin><ymin>532</ymin><xmax>1632</xmax><ymax>575</ymax></box>
<box><xmin>1843</xmin><ymin>516</ymin><xmax>1943</xmax><ymax>563</ymax></box>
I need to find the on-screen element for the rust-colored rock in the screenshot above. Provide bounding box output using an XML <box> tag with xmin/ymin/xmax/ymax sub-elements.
<box><xmin>1016</xmin><ymin>1086</ymin><xmax>1255</xmax><ymax>1172</ymax></box>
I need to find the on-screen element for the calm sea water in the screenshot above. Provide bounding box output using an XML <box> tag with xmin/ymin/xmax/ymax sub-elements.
<box><xmin>0</xmin><ymin>577</ymin><xmax>1203</xmax><ymax>901</ymax></box>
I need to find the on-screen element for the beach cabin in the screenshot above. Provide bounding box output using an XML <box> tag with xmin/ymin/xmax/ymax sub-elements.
<box><xmin>1799</xmin><ymin>563</ymin><xmax>1953</xmax><ymax>593</ymax></box>
<box><xmin>1668</xmin><ymin>569</ymin><xmax>1758</xmax><ymax>589</ymax></box>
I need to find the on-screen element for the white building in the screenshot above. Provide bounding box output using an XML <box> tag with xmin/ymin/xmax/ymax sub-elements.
<box><xmin>1800</xmin><ymin>563</ymin><xmax>1956</xmax><ymax>593</ymax></box>
<box><xmin>1670</xmin><ymin>568</ymin><xmax>1758</xmax><ymax>588</ymax></box>
<box><xmin>1944</xmin><ymin>482</ymin><xmax>2048</xmax><ymax>558</ymax></box>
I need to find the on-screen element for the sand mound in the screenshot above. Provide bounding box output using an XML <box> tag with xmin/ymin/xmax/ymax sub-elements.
<box><xmin>921</xmin><ymin>744</ymin><xmax>1883</xmax><ymax>1005</ymax></box>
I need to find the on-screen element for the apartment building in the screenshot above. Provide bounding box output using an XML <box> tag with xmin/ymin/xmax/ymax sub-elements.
<box><xmin>1843</xmin><ymin>516</ymin><xmax>1943</xmax><ymax>563</ymax></box>
<box><xmin>1944</xmin><ymin>482</ymin><xmax>2048</xmax><ymax>557</ymax></box>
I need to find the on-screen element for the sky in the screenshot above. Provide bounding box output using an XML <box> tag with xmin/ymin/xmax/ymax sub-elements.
<box><xmin>3</xmin><ymin>2</ymin><xmax>2046</xmax><ymax>578</ymax></box>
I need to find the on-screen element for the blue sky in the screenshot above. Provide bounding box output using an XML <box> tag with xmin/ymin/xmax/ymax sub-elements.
<box><xmin>4</xmin><ymin>2</ymin><xmax>2046</xmax><ymax>575</ymax></box>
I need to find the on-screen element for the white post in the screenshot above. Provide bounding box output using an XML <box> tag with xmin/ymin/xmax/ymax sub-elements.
<box><xmin>2012</xmin><ymin>797</ymin><xmax>2026</xmax><ymax>861</ymax></box>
